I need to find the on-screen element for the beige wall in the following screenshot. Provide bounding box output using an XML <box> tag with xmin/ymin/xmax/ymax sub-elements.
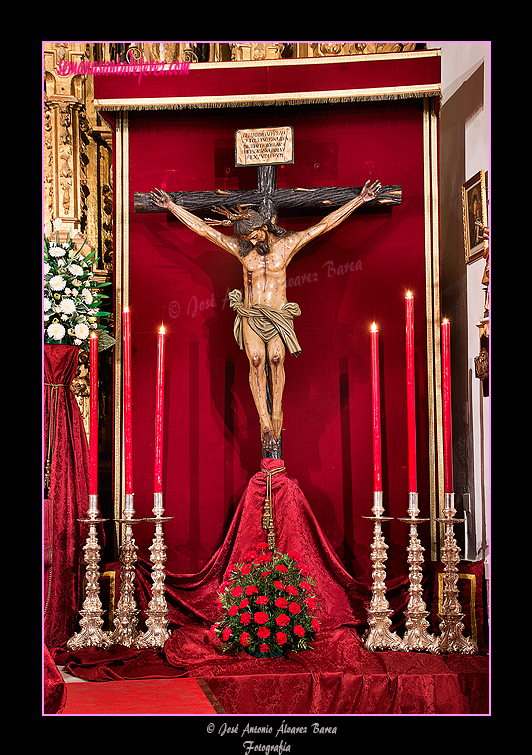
<box><xmin>426</xmin><ymin>42</ymin><xmax>490</xmax><ymax>569</ymax></box>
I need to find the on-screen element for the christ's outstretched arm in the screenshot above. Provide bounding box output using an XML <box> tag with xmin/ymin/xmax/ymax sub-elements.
<box><xmin>285</xmin><ymin>180</ymin><xmax>382</xmax><ymax>263</ymax></box>
<box><xmin>150</xmin><ymin>188</ymin><xmax>241</xmax><ymax>257</ymax></box>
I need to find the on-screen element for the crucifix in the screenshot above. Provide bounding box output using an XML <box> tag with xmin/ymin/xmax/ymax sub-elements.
<box><xmin>134</xmin><ymin>126</ymin><xmax>401</xmax><ymax>458</ymax></box>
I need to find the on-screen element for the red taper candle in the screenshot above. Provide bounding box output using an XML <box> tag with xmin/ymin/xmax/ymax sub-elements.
<box><xmin>405</xmin><ymin>292</ymin><xmax>417</xmax><ymax>493</ymax></box>
<box><xmin>154</xmin><ymin>325</ymin><xmax>166</xmax><ymax>494</ymax></box>
<box><xmin>89</xmin><ymin>330</ymin><xmax>98</xmax><ymax>495</ymax></box>
<box><xmin>441</xmin><ymin>318</ymin><xmax>453</xmax><ymax>493</ymax></box>
<box><xmin>122</xmin><ymin>307</ymin><xmax>133</xmax><ymax>495</ymax></box>
<box><xmin>370</xmin><ymin>322</ymin><xmax>382</xmax><ymax>492</ymax></box>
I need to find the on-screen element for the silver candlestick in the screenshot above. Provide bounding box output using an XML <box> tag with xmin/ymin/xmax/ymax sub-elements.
<box><xmin>398</xmin><ymin>492</ymin><xmax>438</xmax><ymax>652</ymax></box>
<box><xmin>134</xmin><ymin>492</ymin><xmax>173</xmax><ymax>649</ymax></box>
<box><xmin>434</xmin><ymin>493</ymin><xmax>478</xmax><ymax>654</ymax></box>
<box><xmin>108</xmin><ymin>493</ymin><xmax>142</xmax><ymax>647</ymax></box>
<box><xmin>362</xmin><ymin>491</ymin><xmax>401</xmax><ymax>651</ymax></box>
<box><xmin>67</xmin><ymin>495</ymin><xmax>111</xmax><ymax>650</ymax></box>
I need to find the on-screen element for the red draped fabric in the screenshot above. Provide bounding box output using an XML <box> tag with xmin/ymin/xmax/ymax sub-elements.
<box><xmin>52</xmin><ymin>460</ymin><xmax>488</xmax><ymax>714</ymax></box>
<box><xmin>55</xmin><ymin>624</ymin><xmax>488</xmax><ymax>714</ymax></box>
<box><xmin>130</xmin><ymin>458</ymin><xmax>408</xmax><ymax>633</ymax></box>
<box><xmin>156</xmin><ymin>625</ymin><xmax>488</xmax><ymax>715</ymax></box>
<box><xmin>43</xmin><ymin>644</ymin><xmax>66</xmax><ymax>714</ymax></box>
<box><xmin>50</xmin><ymin>459</ymin><xmax>488</xmax><ymax>714</ymax></box>
<box><xmin>43</xmin><ymin>344</ymin><xmax>89</xmax><ymax>649</ymax></box>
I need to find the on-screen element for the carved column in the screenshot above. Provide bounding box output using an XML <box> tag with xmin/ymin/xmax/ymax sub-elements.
<box><xmin>83</xmin><ymin>59</ymin><xmax>114</xmax><ymax>275</ymax></box>
<box><xmin>43</xmin><ymin>43</ymin><xmax>88</xmax><ymax>231</ymax></box>
<box><xmin>44</xmin><ymin>43</ymin><xmax>114</xmax><ymax>433</ymax></box>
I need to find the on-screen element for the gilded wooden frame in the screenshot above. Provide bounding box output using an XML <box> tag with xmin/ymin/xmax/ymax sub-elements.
<box><xmin>113</xmin><ymin>111</ymin><xmax>129</xmax><ymax>535</ymax></box>
<box><xmin>423</xmin><ymin>98</ymin><xmax>444</xmax><ymax>559</ymax></box>
<box><xmin>462</xmin><ymin>169</ymin><xmax>488</xmax><ymax>264</ymax></box>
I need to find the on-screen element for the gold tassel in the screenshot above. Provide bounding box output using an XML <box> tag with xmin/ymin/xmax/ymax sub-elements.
<box><xmin>262</xmin><ymin>466</ymin><xmax>285</xmax><ymax>551</ymax></box>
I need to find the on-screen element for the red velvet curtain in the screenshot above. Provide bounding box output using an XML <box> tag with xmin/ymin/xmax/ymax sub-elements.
<box><xmin>43</xmin><ymin>344</ymin><xmax>90</xmax><ymax>649</ymax></box>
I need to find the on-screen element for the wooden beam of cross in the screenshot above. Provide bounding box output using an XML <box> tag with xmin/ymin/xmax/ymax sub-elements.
<box><xmin>134</xmin><ymin>167</ymin><xmax>401</xmax><ymax>218</ymax></box>
<box><xmin>133</xmin><ymin>126</ymin><xmax>401</xmax><ymax>220</ymax></box>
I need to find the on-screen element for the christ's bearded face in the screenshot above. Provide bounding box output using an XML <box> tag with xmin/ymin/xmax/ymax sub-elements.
<box><xmin>239</xmin><ymin>227</ymin><xmax>270</xmax><ymax>257</ymax></box>
<box><xmin>233</xmin><ymin>210</ymin><xmax>286</xmax><ymax>258</ymax></box>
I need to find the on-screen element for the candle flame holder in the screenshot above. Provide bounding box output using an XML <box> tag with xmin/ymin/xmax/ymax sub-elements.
<box><xmin>67</xmin><ymin>496</ymin><xmax>111</xmax><ymax>650</ymax></box>
<box><xmin>134</xmin><ymin>493</ymin><xmax>173</xmax><ymax>649</ymax></box>
<box><xmin>362</xmin><ymin>491</ymin><xmax>401</xmax><ymax>651</ymax></box>
<box><xmin>398</xmin><ymin>493</ymin><xmax>439</xmax><ymax>653</ymax></box>
<box><xmin>109</xmin><ymin>493</ymin><xmax>142</xmax><ymax>647</ymax></box>
<box><xmin>434</xmin><ymin>493</ymin><xmax>478</xmax><ymax>654</ymax></box>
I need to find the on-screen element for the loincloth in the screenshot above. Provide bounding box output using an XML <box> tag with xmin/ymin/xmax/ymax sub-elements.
<box><xmin>228</xmin><ymin>289</ymin><xmax>302</xmax><ymax>356</ymax></box>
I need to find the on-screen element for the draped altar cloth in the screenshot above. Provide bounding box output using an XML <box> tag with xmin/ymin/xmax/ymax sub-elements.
<box><xmin>43</xmin><ymin>643</ymin><xmax>66</xmax><ymax>715</ymax></box>
<box><xmin>50</xmin><ymin>459</ymin><xmax>488</xmax><ymax>714</ymax></box>
<box><xmin>134</xmin><ymin>458</ymin><xmax>390</xmax><ymax>632</ymax></box>
<box><xmin>149</xmin><ymin>459</ymin><xmax>487</xmax><ymax>715</ymax></box>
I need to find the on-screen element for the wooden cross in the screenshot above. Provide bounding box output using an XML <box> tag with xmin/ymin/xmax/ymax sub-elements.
<box><xmin>134</xmin><ymin>165</ymin><xmax>401</xmax><ymax>219</ymax></box>
<box><xmin>133</xmin><ymin>126</ymin><xmax>401</xmax><ymax>220</ymax></box>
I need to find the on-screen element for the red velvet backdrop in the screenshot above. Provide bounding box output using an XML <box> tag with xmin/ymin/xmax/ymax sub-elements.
<box><xmin>96</xmin><ymin>58</ymin><xmax>438</xmax><ymax>583</ymax></box>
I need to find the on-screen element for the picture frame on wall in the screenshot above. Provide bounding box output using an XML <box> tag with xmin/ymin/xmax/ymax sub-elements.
<box><xmin>462</xmin><ymin>169</ymin><xmax>488</xmax><ymax>264</ymax></box>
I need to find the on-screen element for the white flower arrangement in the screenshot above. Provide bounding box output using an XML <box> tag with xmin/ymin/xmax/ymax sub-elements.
<box><xmin>44</xmin><ymin>226</ymin><xmax>111</xmax><ymax>346</ymax></box>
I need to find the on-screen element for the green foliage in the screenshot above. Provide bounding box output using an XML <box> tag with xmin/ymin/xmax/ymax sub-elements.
<box><xmin>44</xmin><ymin>231</ymin><xmax>112</xmax><ymax>347</ymax></box>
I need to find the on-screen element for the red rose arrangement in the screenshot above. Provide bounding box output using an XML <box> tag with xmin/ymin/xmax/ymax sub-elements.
<box><xmin>211</xmin><ymin>542</ymin><xmax>321</xmax><ymax>657</ymax></box>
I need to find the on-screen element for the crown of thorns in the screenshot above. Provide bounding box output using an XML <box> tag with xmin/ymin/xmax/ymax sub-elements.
<box><xmin>204</xmin><ymin>204</ymin><xmax>259</xmax><ymax>227</ymax></box>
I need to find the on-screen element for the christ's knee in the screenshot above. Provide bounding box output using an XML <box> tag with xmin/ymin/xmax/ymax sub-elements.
<box><xmin>252</xmin><ymin>353</ymin><xmax>265</xmax><ymax>371</ymax></box>
<box><xmin>249</xmin><ymin>353</ymin><xmax>267</xmax><ymax>384</ymax></box>
<box><xmin>268</xmin><ymin>350</ymin><xmax>285</xmax><ymax>372</ymax></box>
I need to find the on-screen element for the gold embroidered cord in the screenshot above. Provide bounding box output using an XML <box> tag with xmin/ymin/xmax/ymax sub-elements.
<box><xmin>262</xmin><ymin>466</ymin><xmax>285</xmax><ymax>550</ymax></box>
<box><xmin>44</xmin><ymin>383</ymin><xmax>67</xmax><ymax>495</ymax></box>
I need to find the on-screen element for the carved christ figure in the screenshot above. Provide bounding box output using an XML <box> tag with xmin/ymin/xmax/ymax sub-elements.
<box><xmin>150</xmin><ymin>180</ymin><xmax>381</xmax><ymax>450</ymax></box>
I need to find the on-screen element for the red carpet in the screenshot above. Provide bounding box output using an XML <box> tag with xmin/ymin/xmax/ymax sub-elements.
<box><xmin>62</xmin><ymin>677</ymin><xmax>224</xmax><ymax>715</ymax></box>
